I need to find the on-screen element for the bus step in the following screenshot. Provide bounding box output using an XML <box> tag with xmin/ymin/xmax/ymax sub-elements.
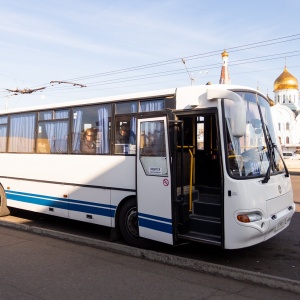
<box><xmin>178</xmin><ymin>231</ymin><xmax>221</xmax><ymax>246</ymax></box>
<box><xmin>177</xmin><ymin>189</ymin><xmax>199</xmax><ymax>203</ymax></box>
<box><xmin>196</xmin><ymin>185</ymin><xmax>221</xmax><ymax>195</ymax></box>
<box><xmin>193</xmin><ymin>199</ymin><xmax>221</xmax><ymax>218</ymax></box>
<box><xmin>189</xmin><ymin>214</ymin><xmax>221</xmax><ymax>236</ymax></box>
<box><xmin>197</xmin><ymin>193</ymin><xmax>221</xmax><ymax>204</ymax></box>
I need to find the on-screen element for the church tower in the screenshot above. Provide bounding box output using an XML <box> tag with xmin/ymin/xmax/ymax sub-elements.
<box><xmin>273</xmin><ymin>66</ymin><xmax>299</xmax><ymax>114</ymax></box>
<box><xmin>272</xmin><ymin>66</ymin><xmax>300</xmax><ymax>147</ymax></box>
<box><xmin>219</xmin><ymin>50</ymin><xmax>231</xmax><ymax>84</ymax></box>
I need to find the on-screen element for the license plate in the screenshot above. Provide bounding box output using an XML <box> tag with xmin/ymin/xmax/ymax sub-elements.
<box><xmin>275</xmin><ymin>218</ymin><xmax>287</xmax><ymax>231</ymax></box>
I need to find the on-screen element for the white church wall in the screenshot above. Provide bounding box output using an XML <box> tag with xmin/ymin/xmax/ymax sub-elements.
<box><xmin>271</xmin><ymin>104</ymin><xmax>298</xmax><ymax>148</ymax></box>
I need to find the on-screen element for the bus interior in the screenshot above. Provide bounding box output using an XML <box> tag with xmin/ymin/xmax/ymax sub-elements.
<box><xmin>173</xmin><ymin>110</ymin><xmax>223</xmax><ymax>246</ymax></box>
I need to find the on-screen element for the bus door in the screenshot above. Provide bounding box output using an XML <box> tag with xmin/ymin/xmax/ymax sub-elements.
<box><xmin>136</xmin><ymin>117</ymin><xmax>173</xmax><ymax>244</ymax></box>
<box><xmin>175</xmin><ymin>111</ymin><xmax>223</xmax><ymax>246</ymax></box>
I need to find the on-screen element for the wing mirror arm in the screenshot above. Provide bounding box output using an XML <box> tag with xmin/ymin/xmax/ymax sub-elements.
<box><xmin>205</xmin><ymin>89</ymin><xmax>246</xmax><ymax>137</ymax></box>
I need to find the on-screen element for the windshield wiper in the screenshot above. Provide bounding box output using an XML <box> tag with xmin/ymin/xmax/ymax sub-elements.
<box><xmin>261</xmin><ymin>125</ymin><xmax>274</xmax><ymax>183</ymax></box>
<box><xmin>254</xmin><ymin>94</ymin><xmax>289</xmax><ymax>183</ymax></box>
<box><xmin>261</xmin><ymin>125</ymin><xmax>289</xmax><ymax>183</ymax></box>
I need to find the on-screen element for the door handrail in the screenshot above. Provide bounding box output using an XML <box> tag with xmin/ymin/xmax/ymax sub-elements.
<box><xmin>177</xmin><ymin>145</ymin><xmax>195</xmax><ymax>212</ymax></box>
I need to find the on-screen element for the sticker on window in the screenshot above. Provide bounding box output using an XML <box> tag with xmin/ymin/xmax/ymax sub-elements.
<box><xmin>149</xmin><ymin>167</ymin><xmax>162</xmax><ymax>175</ymax></box>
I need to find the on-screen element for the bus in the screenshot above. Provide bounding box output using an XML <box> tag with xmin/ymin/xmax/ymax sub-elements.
<box><xmin>0</xmin><ymin>84</ymin><xmax>295</xmax><ymax>249</ymax></box>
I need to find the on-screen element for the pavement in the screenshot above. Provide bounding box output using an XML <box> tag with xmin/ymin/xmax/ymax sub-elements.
<box><xmin>0</xmin><ymin>214</ymin><xmax>300</xmax><ymax>295</ymax></box>
<box><xmin>1</xmin><ymin>225</ymin><xmax>299</xmax><ymax>299</ymax></box>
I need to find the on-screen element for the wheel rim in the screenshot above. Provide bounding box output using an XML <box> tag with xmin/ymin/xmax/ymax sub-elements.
<box><xmin>125</xmin><ymin>206</ymin><xmax>139</xmax><ymax>238</ymax></box>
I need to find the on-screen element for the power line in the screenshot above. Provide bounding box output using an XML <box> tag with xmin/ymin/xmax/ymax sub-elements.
<box><xmin>43</xmin><ymin>50</ymin><xmax>300</xmax><ymax>92</ymax></box>
<box><xmin>63</xmin><ymin>33</ymin><xmax>300</xmax><ymax>81</ymax></box>
<box><xmin>2</xmin><ymin>33</ymin><xmax>300</xmax><ymax>99</ymax></box>
<box><xmin>20</xmin><ymin>33</ymin><xmax>300</xmax><ymax>91</ymax></box>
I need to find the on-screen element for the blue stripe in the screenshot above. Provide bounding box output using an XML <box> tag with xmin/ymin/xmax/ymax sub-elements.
<box><xmin>6</xmin><ymin>190</ymin><xmax>173</xmax><ymax>234</ymax></box>
<box><xmin>69</xmin><ymin>203</ymin><xmax>114</xmax><ymax>217</ymax></box>
<box><xmin>138</xmin><ymin>217</ymin><xmax>172</xmax><ymax>234</ymax></box>
<box><xmin>6</xmin><ymin>191</ymin><xmax>69</xmax><ymax>210</ymax></box>
<box><xmin>6</xmin><ymin>190</ymin><xmax>116</xmax><ymax>217</ymax></box>
<box><xmin>138</xmin><ymin>212</ymin><xmax>172</xmax><ymax>234</ymax></box>
<box><xmin>138</xmin><ymin>212</ymin><xmax>171</xmax><ymax>223</ymax></box>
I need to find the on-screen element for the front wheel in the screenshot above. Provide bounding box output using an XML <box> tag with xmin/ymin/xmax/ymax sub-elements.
<box><xmin>119</xmin><ymin>198</ymin><xmax>153</xmax><ymax>249</ymax></box>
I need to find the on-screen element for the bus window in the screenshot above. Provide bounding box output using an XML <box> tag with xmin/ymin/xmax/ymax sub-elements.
<box><xmin>8</xmin><ymin>113</ymin><xmax>36</xmax><ymax>153</ymax></box>
<box><xmin>115</xmin><ymin>101</ymin><xmax>137</xmax><ymax>114</ymax></box>
<box><xmin>114</xmin><ymin>101</ymin><xmax>137</xmax><ymax>155</ymax></box>
<box><xmin>114</xmin><ymin>116</ymin><xmax>136</xmax><ymax>155</ymax></box>
<box><xmin>140</xmin><ymin>99</ymin><xmax>165</xmax><ymax>112</ymax></box>
<box><xmin>72</xmin><ymin>105</ymin><xmax>111</xmax><ymax>154</ymax></box>
<box><xmin>0</xmin><ymin>116</ymin><xmax>8</xmax><ymax>153</ymax></box>
<box><xmin>139</xmin><ymin>120</ymin><xmax>167</xmax><ymax>176</ymax></box>
<box><xmin>37</xmin><ymin>110</ymin><xmax>69</xmax><ymax>154</ymax></box>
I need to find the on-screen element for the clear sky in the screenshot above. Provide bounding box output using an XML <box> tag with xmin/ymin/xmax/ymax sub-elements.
<box><xmin>0</xmin><ymin>0</ymin><xmax>299</xmax><ymax>109</ymax></box>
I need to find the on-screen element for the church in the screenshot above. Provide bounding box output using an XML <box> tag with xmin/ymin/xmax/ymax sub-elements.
<box><xmin>270</xmin><ymin>66</ymin><xmax>300</xmax><ymax>152</ymax></box>
<box><xmin>218</xmin><ymin>50</ymin><xmax>300</xmax><ymax>152</ymax></box>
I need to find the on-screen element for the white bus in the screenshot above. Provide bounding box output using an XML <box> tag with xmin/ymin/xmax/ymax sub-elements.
<box><xmin>0</xmin><ymin>84</ymin><xmax>295</xmax><ymax>249</ymax></box>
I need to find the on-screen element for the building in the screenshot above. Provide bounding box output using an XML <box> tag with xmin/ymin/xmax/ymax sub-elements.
<box><xmin>216</xmin><ymin>50</ymin><xmax>299</xmax><ymax>152</ymax></box>
<box><xmin>219</xmin><ymin>50</ymin><xmax>231</xmax><ymax>84</ymax></box>
<box><xmin>271</xmin><ymin>66</ymin><xmax>300</xmax><ymax>152</ymax></box>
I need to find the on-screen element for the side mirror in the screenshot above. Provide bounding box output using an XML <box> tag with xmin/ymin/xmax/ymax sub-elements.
<box><xmin>206</xmin><ymin>89</ymin><xmax>246</xmax><ymax>137</ymax></box>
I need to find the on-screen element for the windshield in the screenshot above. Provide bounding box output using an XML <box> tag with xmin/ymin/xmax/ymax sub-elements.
<box><xmin>224</xmin><ymin>91</ymin><xmax>284</xmax><ymax>178</ymax></box>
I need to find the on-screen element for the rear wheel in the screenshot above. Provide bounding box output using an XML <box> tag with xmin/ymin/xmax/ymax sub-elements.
<box><xmin>0</xmin><ymin>185</ymin><xmax>10</xmax><ymax>217</ymax></box>
<box><xmin>119</xmin><ymin>198</ymin><xmax>153</xmax><ymax>249</ymax></box>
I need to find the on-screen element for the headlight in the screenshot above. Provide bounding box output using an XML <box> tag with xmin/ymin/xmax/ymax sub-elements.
<box><xmin>237</xmin><ymin>213</ymin><xmax>262</xmax><ymax>223</ymax></box>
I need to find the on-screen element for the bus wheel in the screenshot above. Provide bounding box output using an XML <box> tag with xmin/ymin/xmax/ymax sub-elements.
<box><xmin>0</xmin><ymin>186</ymin><xmax>10</xmax><ymax>217</ymax></box>
<box><xmin>119</xmin><ymin>198</ymin><xmax>153</xmax><ymax>249</ymax></box>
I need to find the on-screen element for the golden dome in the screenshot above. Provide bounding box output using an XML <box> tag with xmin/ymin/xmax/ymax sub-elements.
<box><xmin>274</xmin><ymin>66</ymin><xmax>298</xmax><ymax>91</ymax></box>
<box><xmin>221</xmin><ymin>50</ymin><xmax>228</xmax><ymax>57</ymax></box>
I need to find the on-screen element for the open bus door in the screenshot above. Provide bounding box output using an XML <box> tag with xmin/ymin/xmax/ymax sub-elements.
<box><xmin>136</xmin><ymin>116</ymin><xmax>173</xmax><ymax>244</ymax></box>
<box><xmin>174</xmin><ymin>111</ymin><xmax>223</xmax><ymax>246</ymax></box>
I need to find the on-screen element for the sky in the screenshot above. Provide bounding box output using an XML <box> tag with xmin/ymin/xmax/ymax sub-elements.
<box><xmin>0</xmin><ymin>0</ymin><xmax>300</xmax><ymax>110</ymax></box>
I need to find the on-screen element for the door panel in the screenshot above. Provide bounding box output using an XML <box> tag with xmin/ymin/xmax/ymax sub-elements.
<box><xmin>136</xmin><ymin>117</ymin><xmax>173</xmax><ymax>244</ymax></box>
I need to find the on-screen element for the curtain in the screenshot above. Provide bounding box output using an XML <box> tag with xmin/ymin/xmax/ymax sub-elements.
<box><xmin>72</xmin><ymin>109</ymin><xmax>83</xmax><ymax>153</ymax></box>
<box><xmin>97</xmin><ymin>107</ymin><xmax>109</xmax><ymax>154</ymax></box>
<box><xmin>0</xmin><ymin>116</ymin><xmax>7</xmax><ymax>152</ymax></box>
<box><xmin>0</xmin><ymin>125</ymin><xmax>7</xmax><ymax>152</ymax></box>
<box><xmin>40</xmin><ymin>111</ymin><xmax>52</xmax><ymax>120</ymax></box>
<box><xmin>129</xmin><ymin>103</ymin><xmax>137</xmax><ymax>145</ymax></box>
<box><xmin>8</xmin><ymin>113</ymin><xmax>35</xmax><ymax>152</ymax></box>
<box><xmin>140</xmin><ymin>100</ymin><xmax>164</xmax><ymax>112</ymax></box>
<box><xmin>44</xmin><ymin>111</ymin><xmax>69</xmax><ymax>153</ymax></box>
<box><xmin>0</xmin><ymin>117</ymin><xmax>7</xmax><ymax>124</ymax></box>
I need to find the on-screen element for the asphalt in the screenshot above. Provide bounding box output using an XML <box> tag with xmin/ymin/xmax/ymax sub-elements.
<box><xmin>284</xmin><ymin>158</ymin><xmax>300</xmax><ymax>175</ymax></box>
<box><xmin>0</xmin><ymin>217</ymin><xmax>300</xmax><ymax>295</ymax></box>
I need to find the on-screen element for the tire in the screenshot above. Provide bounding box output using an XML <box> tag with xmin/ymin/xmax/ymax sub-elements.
<box><xmin>119</xmin><ymin>198</ymin><xmax>153</xmax><ymax>249</ymax></box>
<box><xmin>0</xmin><ymin>185</ymin><xmax>10</xmax><ymax>217</ymax></box>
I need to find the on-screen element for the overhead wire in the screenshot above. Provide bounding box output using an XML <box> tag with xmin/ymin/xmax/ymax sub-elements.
<box><xmin>63</xmin><ymin>33</ymin><xmax>300</xmax><ymax>82</ymax></box>
<box><xmin>43</xmin><ymin>50</ymin><xmax>300</xmax><ymax>94</ymax></box>
<box><xmin>2</xmin><ymin>33</ymin><xmax>300</xmax><ymax>98</ymax></box>
<box><xmin>19</xmin><ymin>33</ymin><xmax>300</xmax><ymax>91</ymax></box>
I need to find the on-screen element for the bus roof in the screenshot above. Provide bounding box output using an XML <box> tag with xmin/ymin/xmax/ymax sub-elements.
<box><xmin>1</xmin><ymin>87</ymin><xmax>177</xmax><ymax>115</ymax></box>
<box><xmin>0</xmin><ymin>84</ymin><xmax>264</xmax><ymax>114</ymax></box>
